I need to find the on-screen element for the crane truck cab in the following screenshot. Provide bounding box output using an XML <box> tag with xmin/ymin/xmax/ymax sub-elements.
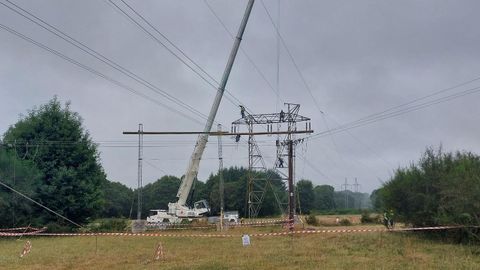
<box><xmin>146</xmin><ymin>200</ymin><xmax>210</xmax><ymax>225</ymax></box>
<box><xmin>223</xmin><ymin>211</ymin><xmax>239</xmax><ymax>223</ymax></box>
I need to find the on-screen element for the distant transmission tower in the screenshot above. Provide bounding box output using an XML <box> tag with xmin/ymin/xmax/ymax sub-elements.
<box><xmin>354</xmin><ymin>177</ymin><xmax>360</xmax><ymax>193</ymax></box>
<box><xmin>353</xmin><ymin>177</ymin><xmax>361</xmax><ymax>208</ymax></box>
<box><xmin>341</xmin><ymin>178</ymin><xmax>351</xmax><ymax>209</ymax></box>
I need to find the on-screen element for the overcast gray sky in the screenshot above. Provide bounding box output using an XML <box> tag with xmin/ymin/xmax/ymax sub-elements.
<box><xmin>1</xmin><ymin>0</ymin><xmax>480</xmax><ymax>193</ymax></box>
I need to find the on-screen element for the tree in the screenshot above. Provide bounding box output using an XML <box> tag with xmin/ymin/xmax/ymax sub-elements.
<box><xmin>0</xmin><ymin>147</ymin><xmax>43</xmax><ymax>227</ymax></box>
<box><xmin>203</xmin><ymin>167</ymin><xmax>285</xmax><ymax>217</ymax></box>
<box><xmin>379</xmin><ymin>146</ymin><xmax>480</xmax><ymax>229</ymax></box>
<box><xmin>141</xmin><ymin>175</ymin><xmax>181</xmax><ymax>217</ymax></box>
<box><xmin>296</xmin><ymin>179</ymin><xmax>314</xmax><ymax>214</ymax></box>
<box><xmin>101</xmin><ymin>180</ymin><xmax>133</xmax><ymax>218</ymax></box>
<box><xmin>334</xmin><ymin>190</ymin><xmax>356</xmax><ymax>209</ymax></box>
<box><xmin>2</xmin><ymin>98</ymin><xmax>106</xmax><ymax>224</ymax></box>
<box><xmin>313</xmin><ymin>185</ymin><xmax>335</xmax><ymax>211</ymax></box>
<box><xmin>370</xmin><ymin>188</ymin><xmax>384</xmax><ymax>211</ymax></box>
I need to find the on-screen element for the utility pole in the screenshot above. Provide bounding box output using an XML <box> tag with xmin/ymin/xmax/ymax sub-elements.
<box><xmin>341</xmin><ymin>178</ymin><xmax>350</xmax><ymax>209</ymax></box>
<box><xmin>137</xmin><ymin>123</ymin><xmax>143</xmax><ymax>221</ymax></box>
<box><xmin>217</xmin><ymin>124</ymin><xmax>224</xmax><ymax>231</ymax></box>
<box><xmin>287</xmin><ymin>139</ymin><xmax>294</xmax><ymax>230</ymax></box>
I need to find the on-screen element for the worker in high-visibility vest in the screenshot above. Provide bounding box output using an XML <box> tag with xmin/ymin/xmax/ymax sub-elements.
<box><xmin>383</xmin><ymin>210</ymin><xmax>395</xmax><ymax>229</ymax></box>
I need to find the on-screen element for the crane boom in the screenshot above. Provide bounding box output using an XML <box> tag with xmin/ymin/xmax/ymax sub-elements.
<box><xmin>173</xmin><ymin>0</ymin><xmax>255</xmax><ymax>209</ymax></box>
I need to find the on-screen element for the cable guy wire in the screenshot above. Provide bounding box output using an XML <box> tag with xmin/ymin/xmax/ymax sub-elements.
<box><xmin>0</xmin><ymin>179</ymin><xmax>83</xmax><ymax>228</ymax></box>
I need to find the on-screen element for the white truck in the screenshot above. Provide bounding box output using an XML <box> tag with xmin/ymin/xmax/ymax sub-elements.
<box><xmin>146</xmin><ymin>0</ymin><xmax>254</xmax><ymax>225</ymax></box>
<box><xmin>223</xmin><ymin>211</ymin><xmax>239</xmax><ymax>223</ymax></box>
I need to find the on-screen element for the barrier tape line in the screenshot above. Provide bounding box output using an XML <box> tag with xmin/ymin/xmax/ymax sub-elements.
<box><xmin>147</xmin><ymin>222</ymin><xmax>286</xmax><ymax>231</ymax></box>
<box><xmin>0</xmin><ymin>227</ymin><xmax>44</xmax><ymax>232</ymax></box>
<box><xmin>148</xmin><ymin>219</ymin><xmax>291</xmax><ymax>228</ymax></box>
<box><xmin>0</xmin><ymin>225</ymin><xmax>477</xmax><ymax>238</ymax></box>
<box><xmin>0</xmin><ymin>227</ymin><xmax>47</xmax><ymax>236</ymax></box>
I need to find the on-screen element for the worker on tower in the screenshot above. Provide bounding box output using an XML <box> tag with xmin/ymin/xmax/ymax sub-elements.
<box><xmin>280</xmin><ymin>110</ymin><xmax>285</xmax><ymax>122</ymax></box>
<box><xmin>240</xmin><ymin>105</ymin><xmax>246</xmax><ymax>118</ymax></box>
<box><xmin>278</xmin><ymin>157</ymin><xmax>284</xmax><ymax>168</ymax></box>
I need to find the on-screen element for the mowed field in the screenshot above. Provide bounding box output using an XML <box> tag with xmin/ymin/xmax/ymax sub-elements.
<box><xmin>1</xmin><ymin>218</ymin><xmax>479</xmax><ymax>270</ymax></box>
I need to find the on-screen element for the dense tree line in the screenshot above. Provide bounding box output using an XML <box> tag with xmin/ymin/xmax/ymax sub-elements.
<box><xmin>137</xmin><ymin>167</ymin><xmax>286</xmax><ymax>218</ymax></box>
<box><xmin>296</xmin><ymin>179</ymin><xmax>370</xmax><ymax>214</ymax></box>
<box><xmin>373</xmin><ymin>147</ymin><xmax>480</xmax><ymax>231</ymax></box>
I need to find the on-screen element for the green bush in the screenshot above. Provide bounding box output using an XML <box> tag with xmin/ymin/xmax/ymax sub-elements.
<box><xmin>339</xmin><ymin>219</ymin><xmax>351</xmax><ymax>226</ymax></box>
<box><xmin>82</xmin><ymin>218</ymin><xmax>128</xmax><ymax>232</ymax></box>
<box><xmin>305</xmin><ymin>214</ymin><xmax>318</xmax><ymax>226</ymax></box>
<box><xmin>46</xmin><ymin>222</ymin><xmax>75</xmax><ymax>233</ymax></box>
<box><xmin>378</xmin><ymin>147</ymin><xmax>480</xmax><ymax>242</ymax></box>
<box><xmin>360</xmin><ymin>210</ymin><xmax>376</xmax><ymax>224</ymax></box>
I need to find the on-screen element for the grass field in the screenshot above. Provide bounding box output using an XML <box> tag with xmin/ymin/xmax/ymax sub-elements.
<box><xmin>1</xmin><ymin>219</ymin><xmax>479</xmax><ymax>269</ymax></box>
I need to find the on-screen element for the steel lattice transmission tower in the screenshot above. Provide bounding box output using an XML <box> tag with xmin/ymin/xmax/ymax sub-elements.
<box><xmin>232</xmin><ymin>103</ymin><xmax>312</xmax><ymax>220</ymax></box>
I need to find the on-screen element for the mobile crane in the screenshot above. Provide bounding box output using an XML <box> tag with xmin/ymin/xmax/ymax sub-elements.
<box><xmin>146</xmin><ymin>0</ymin><xmax>255</xmax><ymax>224</ymax></box>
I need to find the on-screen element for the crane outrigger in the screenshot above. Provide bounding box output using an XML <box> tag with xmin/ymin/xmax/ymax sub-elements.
<box><xmin>147</xmin><ymin>0</ymin><xmax>255</xmax><ymax>224</ymax></box>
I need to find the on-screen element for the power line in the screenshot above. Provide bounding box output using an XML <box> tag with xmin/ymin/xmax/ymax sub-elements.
<box><xmin>260</xmin><ymin>0</ymin><xmax>393</xmax><ymax>178</ymax></box>
<box><xmin>309</xmin><ymin>85</ymin><xmax>480</xmax><ymax>140</ymax></box>
<box><xmin>0</xmin><ymin>22</ymin><xmax>206</xmax><ymax>126</ymax></box>
<box><xmin>301</xmin><ymin>156</ymin><xmax>332</xmax><ymax>181</ymax></box>
<box><xmin>321</xmin><ymin>113</ymin><xmax>395</xmax><ymax>171</ymax></box>
<box><xmin>106</xmin><ymin>0</ymin><xmax>250</xmax><ymax>113</ymax></box>
<box><xmin>1</xmin><ymin>0</ymin><xmax>209</xmax><ymax>125</ymax></box>
<box><xmin>203</xmin><ymin>0</ymin><xmax>282</xmax><ymax>104</ymax></box>
<box><xmin>260</xmin><ymin>0</ymin><xmax>320</xmax><ymax>112</ymax></box>
<box><xmin>344</xmin><ymin>77</ymin><xmax>480</xmax><ymax>130</ymax></box>
<box><xmin>260</xmin><ymin>0</ymin><xmax>480</xmax><ymax>151</ymax></box>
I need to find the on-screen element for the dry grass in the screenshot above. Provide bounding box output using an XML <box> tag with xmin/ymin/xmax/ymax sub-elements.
<box><xmin>314</xmin><ymin>214</ymin><xmax>363</xmax><ymax>226</ymax></box>
<box><xmin>1</xmin><ymin>220</ymin><xmax>479</xmax><ymax>270</ymax></box>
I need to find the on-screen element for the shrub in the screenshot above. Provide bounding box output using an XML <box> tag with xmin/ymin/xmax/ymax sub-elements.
<box><xmin>360</xmin><ymin>210</ymin><xmax>375</xmax><ymax>224</ymax></box>
<box><xmin>82</xmin><ymin>218</ymin><xmax>128</xmax><ymax>232</ymax></box>
<box><xmin>378</xmin><ymin>147</ymin><xmax>480</xmax><ymax>242</ymax></box>
<box><xmin>46</xmin><ymin>222</ymin><xmax>75</xmax><ymax>233</ymax></box>
<box><xmin>339</xmin><ymin>219</ymin><xmax>351</xmax><ymax>226</ymax></box>
<box><xmin>305</xmin><ymin>214</ymin><xmax>318</xmax><ymax>226</ymax></box>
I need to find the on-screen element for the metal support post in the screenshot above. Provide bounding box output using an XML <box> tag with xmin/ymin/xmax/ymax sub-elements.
<box><xmin>217</xmin><ymin>124</ymin><xmax>224</xmax><ymax>231</ymax></box>
<box><xmin>137</xmin><ymin>123</ymin><xmax>143</xmax><ymax>220</ymax></box>
<box><xmin>288</xmin><ymin>139</ymin><xmax>294</xmax><ymax>230</ymax></box>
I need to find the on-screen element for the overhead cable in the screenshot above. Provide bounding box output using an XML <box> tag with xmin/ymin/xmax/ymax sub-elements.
<box><xmin>203</xmin><ymin>0</ymin><xmax>282</xmax><ymax>103</ymax></box>
<box><xmin>0</xmin><ymin>22</ymin><xmax>206</xmax><ymax>126</ymax></box>
<box><xmin>309</xmin><ymin>85</ymin><xmax>480</xmax><ymax>140</ymax></box>
<box><xmin>1</xmin><ymin>0</ymin><xmax>209</xmax><ymax>125</ymax></box>
<box><xmin>107</xmin><ymin>0</ymin><xmax>251</xmax><ymax>114</ymax></box>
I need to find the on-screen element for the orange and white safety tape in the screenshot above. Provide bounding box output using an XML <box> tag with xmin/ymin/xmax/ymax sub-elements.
<box><xmin>1</xmin><ymin>225</ymin><xmax>475</xmax><ymax>238</ymax></box>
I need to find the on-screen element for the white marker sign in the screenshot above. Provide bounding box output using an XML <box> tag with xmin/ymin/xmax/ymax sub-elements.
<box><xmin>242</xmin><ymin>234</ymin><xmax>251</xmax><ymax>246</ymax></box>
